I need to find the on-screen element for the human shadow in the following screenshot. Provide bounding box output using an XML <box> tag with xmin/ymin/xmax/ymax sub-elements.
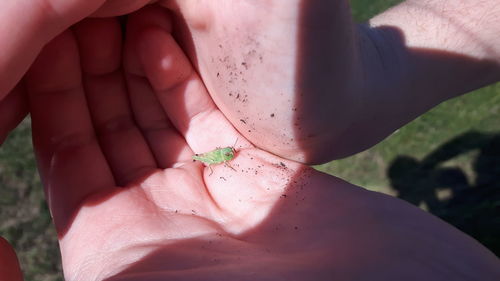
<box><xmin>388</xmin><ymin>131</ymin><xmax>500</xmax><ymax>255</ymax></box>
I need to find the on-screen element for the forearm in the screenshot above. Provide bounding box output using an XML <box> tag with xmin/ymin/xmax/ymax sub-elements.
<box><xmin>371</xmin><ymin>0</ymin><xmax>500</xmax><ymax>102</ymax></box>
<box><xmin>371</xmin><ymin>0</ymin><xmax>500</xmax><ymax>63</ymax></box>
<box><xmin>369</xmin><ymin>0</ymin><xmax>500</xmax><ymax>94</ymax></box>
<box><xmin>339</xmin><ymin>0</ymin><xmax>500</xmax><ymax>157</ymax></box>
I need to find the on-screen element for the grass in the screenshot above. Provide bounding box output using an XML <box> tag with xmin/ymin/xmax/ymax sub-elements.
<box><xmin>317</xmin><ymin>83</ymin><xmax>500</xmax><ymax>192</ymax></box>
<box><xmin>0</xmin><ymin>1</ymin><xmax>498</xmax><ymax>280</ymax></box>
<box><xmin>0</xmin><ymin>119</ymin><xmax>63</xmax><ymax>281</ymax></box>
<box><xmin>316</xmin><ymin>84</ymin><xmax>500</xmax><ymax>254</ymax></box>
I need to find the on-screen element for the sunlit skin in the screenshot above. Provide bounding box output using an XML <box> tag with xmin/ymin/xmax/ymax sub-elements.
<box><xmin>24</xmin><ymin>8</ymin><xmax>500</xmax><ymax>281</ymax></box>
<box><xmin>0</xmin><ymin>0</ymin><xmax>499</xmax><ymax>280</ymax></box>
<box><xmin>158</xmin><ymin>0</ymin><xmax>500</xmax><ymax>163</ymax></box>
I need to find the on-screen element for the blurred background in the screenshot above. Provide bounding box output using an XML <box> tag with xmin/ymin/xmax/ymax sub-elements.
<box><xmin>1</xmin><ymin>1</ymin><xmax>498</xmax><ymax>280</ymax></box>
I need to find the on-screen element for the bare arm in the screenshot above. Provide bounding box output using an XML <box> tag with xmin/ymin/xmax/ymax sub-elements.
<box><xmin>343</xmin><ymin>0</ymin><xmax>500</xmax><ymax>158</ymax></box>
<box><xmin>160</xmin><ymin>0</ymin><xmax>500</xmax><ymax>163</ymax></box>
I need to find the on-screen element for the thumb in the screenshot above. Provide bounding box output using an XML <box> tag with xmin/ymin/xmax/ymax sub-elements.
<box><xmin>0</xmin><ymin>0</ymin><xmax>105</xmax><ymax>100</ymax></box>
<box><xmin>0</xmin><ymin>237</ymin><xmax>23</xmax><ymax>281</ymax></box>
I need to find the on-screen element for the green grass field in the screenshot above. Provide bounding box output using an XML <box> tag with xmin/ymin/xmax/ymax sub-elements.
<box><xmin>0</xmin><ymin>1</ymin><xmax>498</xmax><ymax>280</ymax></box>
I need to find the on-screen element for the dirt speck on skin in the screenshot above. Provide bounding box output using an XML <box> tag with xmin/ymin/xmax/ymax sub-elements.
<box><xmin>240</xmin><ymin>119</ymin><xmax>247</xmax><ymax>124</ymax></box>
<box><xmin>247</xmin><ymin>49</ymin><xmax>257</xmax><ymax>56</ymax></box>
<box><xmin>279</xmin><ymin>162</ymin><xmax>286</xmax><ymax>168</ymax></box>
<box><xmin>270</xmin><ymin>113</ymin><xmax>275</xmax><ymax>118</ymax></box>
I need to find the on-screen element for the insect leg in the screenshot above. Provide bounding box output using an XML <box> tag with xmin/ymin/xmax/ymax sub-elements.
<box><xmin>224</xmin><ymin>161</ymin><xmax>237</xmax><ymax>172</ymax></box>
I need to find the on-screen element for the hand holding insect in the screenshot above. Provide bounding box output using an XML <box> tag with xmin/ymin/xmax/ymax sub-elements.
<box><xmin>17</xmin><ymin>6</ymin><xmax>500</xmax><ymax>281</ymax></box>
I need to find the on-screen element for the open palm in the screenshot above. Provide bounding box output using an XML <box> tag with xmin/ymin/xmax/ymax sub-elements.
<box><xmin>162</xmin><ymin>0</ymin><xmax>365</xmax><ymax>163</ymax></box>
<box><xmin>24</xmin><ymin>7</ymin><xmax>499</xmax><ymax>281</ymax></box>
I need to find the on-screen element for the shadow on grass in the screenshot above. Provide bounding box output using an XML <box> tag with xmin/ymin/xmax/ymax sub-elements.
<box><xmin>388</xmin><ymin>131</ymin><xmax>500</xmax><ymax>256</ymax></box>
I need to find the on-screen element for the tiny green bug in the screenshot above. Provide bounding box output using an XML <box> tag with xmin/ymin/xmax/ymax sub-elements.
<box><xmin>192</xmin><ymin>140</ymin><xmax>238</xmax><ymax>175</ymax></box>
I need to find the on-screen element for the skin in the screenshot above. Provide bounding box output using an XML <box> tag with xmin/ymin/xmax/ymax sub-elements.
<box><xmin>2</xmin><ymin>1</ymin><xmax>500</xmax><ymax>161</ymax></box>
<box><xmin>160</xmin><ymin>0</ymin><xmax>500</xmax><ymax>163</ymax></box>
<box><xmin>0</xmin><ymin>237</ymin><xmax>23</xmax><ymax>281</ymax></box>
<box><xmin>0</xmin><ymin>1</ymin><xmax>499</xmax><ymax>280</ymax></box>
<box><xmin>23</xmin><ymin>11</ymin><xmax>500</xmax><ymax>280</ymax></box>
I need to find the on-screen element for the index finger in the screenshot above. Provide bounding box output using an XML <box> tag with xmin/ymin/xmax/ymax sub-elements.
<box><xmin>136</xmin><ymin>20</ymin><xmax>250</xmax><ymax>153</ymax></box>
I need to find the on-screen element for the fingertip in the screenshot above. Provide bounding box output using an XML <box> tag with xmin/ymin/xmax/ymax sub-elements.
<box><xmin>136</xmin><ymin>27</ymin><xmax>193</xmax><ymax>91</ymax></box>
<box><xmin>26</xmin><ymin>30</ymin><xmax>81</xmax><ymax>93</ymax></box>
<box><xmin>90</xmin><ymin>0</ymin><xmax>151</xmax><ymax>17</ymax></box>
<box><xmin>73</xmin><ymin>18</ymin><xmax>122</xmax><ymax>74</ymax></box>
<box><xmin>127</xmin><ymin>5</ymin><xmax>173</xmax><ymax>34</ymax></box>
<box><xmin>0</xmin><ymin>237</ymin><xmax>24</xmax><ymax>281</ymax></box>
<box><xmin>124</xmin><ymin>5</ymin><xmax>173</xmax><ymax>76</ymax></box>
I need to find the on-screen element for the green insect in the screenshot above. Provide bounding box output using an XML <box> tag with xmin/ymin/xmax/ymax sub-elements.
<box><xmin>192</xmin><ymin>140</ymin><xmax>238</xmax><ymax>175</ymax></box>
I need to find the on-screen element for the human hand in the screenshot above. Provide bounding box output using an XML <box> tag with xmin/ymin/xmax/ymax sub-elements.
<box><xmin>0</xmin><ymin>0</ymin><xmax>108</xmax><ymax>272</ymax></box>
<box><xmin>161</xmin><ymin>0</ymin><xmax>500</xmax><ymax>164</ymax></box>
<box><xmin>0</xmin><ymin>1</ymin><xmax>164</xmax><ymax>277</ymax></box>
<box><xmin>21</xmin><ymin>7</ymin><xmax>499</xmax><ymax>281</ymax></box>
<box><xmin>0</xmin><ymin>0</ymin><xmax>179</xmax><ymax>144</ymax></box>
<box><xmin>160</xmin><ymin>0</ymin><xmax>362</xmax><ymax>164</ymax></box>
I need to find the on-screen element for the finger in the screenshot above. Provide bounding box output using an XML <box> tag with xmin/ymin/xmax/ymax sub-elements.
<box><xmin>26</xmin><ymin>30</ymin><xmax>116</xmax><ymax>234</ymax></box>
<box><xmin>0</xmin><ymin>0</ymin><xmax>105</xmax><ymax>99</ymax></box>
<box><xmin>124</xmin><ymin>6</ymin><xmax>193</xmax><ymax>168</ymax></box>
<box><xmin>0</xmin><ymin>84</ymin><xmax>28</xmax><ymax>145</ymax></box>
<box><xmin>137</xmin><ymin>23</ymin><xmax>247</xmax><ymax>153</ymax></box>
<box><xmin>0</xmin><ymin>237</ymin><xmax>24</xmax><ymax>281</ymax></box>
<box><xmin>73</xmin><ymin>17</ymin><xmax>157</xmax><ymax>185</ymax></box>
